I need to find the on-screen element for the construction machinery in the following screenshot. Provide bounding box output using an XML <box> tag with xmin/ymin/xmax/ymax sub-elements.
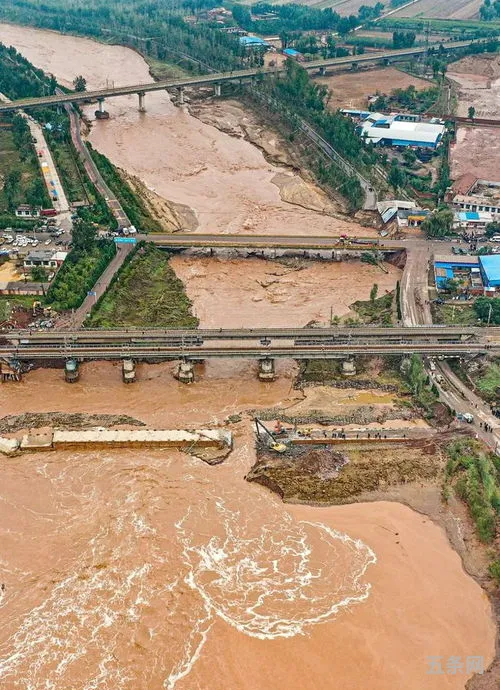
<box><xmin>254</xmin><ymin>418</ymin><xmax>289</xmax><ymax>453</ymax></box>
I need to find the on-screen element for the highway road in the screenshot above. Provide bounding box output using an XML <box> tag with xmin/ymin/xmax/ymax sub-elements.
<box><xmin>0</xmin><ymin>39</ymin><xmax>483</xmax><ymax>114</ymax></box>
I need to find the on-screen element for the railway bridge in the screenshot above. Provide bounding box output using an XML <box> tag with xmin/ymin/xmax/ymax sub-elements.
<box><xmin>1</xmin><ymin>325</ymin><xmax>497</xmax><ymax>383</ymax></box>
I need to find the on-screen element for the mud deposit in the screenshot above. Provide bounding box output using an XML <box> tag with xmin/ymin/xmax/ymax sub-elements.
<box><xmin>247</xmin><ymin>440</ymin><xmax>443</xmax><ymax>503</ymax></box>
<box><xmin>0</xmin><ymin>21</ymin><xmax>497</xmax><ymax>690</ymax></box>
<box><xmin>449</xmin><ymin>55</ymin><xmax>500</xmax><ymax>180</ymax></box>
<box><xmin>170</xmin><ymin>255</ymin><xmax>401</xmax><ymax>327</ymax></box>
<box><xmin>316</xmin><ymin>66</ymin><xmax>431</xmax><ymax>109</ymax></box>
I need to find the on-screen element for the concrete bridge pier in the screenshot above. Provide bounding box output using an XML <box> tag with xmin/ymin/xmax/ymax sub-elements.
<box><xmin>0</xmin><ymin>360</ymin><xmax>22</xmax><ymax>382</ymax></box>
<box><xmin>258</xmin><ymin>357</ymin><xmax>276</xmax><ymax>382</ymax></box>
<box><xmin>175</xmin><ymin>359</ymin><xmax>195</xmax><ymax>384</ymax></box>
<box><xmin>95</xmin><ymin>98</ymin><xmax>109</xmax><ymax>119</ymax></box>
<box><xmin>317</xmin><ymin>66</ymin><xmax>326</xmax><ymax>76</ymax></box>
<box><xmin>342</xmin><ymin>358</ymin><xmax>356</xmax><ymax>376</ymax></box>
<box><xmin>178</xmin><ymin>86</ymin><xmax>184</xmax><ymax>105</ymax></box>
<box><xmin>214</xmin><ymin>83</ymin><xmax>222</xmax><ymax>97</ymax></box>
<box><xmin>65</xmin><ymin>359</ymin><xmax>79</xmax><ymax>383</ymax></box>
<box><xmin>122</xmin><ymin>359</ymin><xmax>136</xmax><ymax>383</ymax></box>
<box><xmin>138</xmin><ymin>91</ymin><xmax>146</xmax><ymax>112</ymax></box>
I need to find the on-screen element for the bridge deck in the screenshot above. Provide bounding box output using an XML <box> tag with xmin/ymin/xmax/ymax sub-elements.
<box><xmin>0</xmin><ymin>40</ymin><xmax>479</xmax><ymax>113</ymax></box>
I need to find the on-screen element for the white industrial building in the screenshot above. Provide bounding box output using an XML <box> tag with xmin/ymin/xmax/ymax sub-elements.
<box><xmin>358</xmin><ymin>113</ymin><xmax>445</xmax><ymax>149</ymax></box>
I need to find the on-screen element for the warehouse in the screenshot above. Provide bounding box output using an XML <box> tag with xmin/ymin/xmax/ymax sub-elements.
<box><xmin>358</xmin><ymin>113</ymin><xmax>445</xmax><ymax>149</ymax></box>
<box><xmin>434</xmin><ymin>254</ymin><xmax>483</xmax><ymax>293</ymax></box>
<box><xmin>479</xmin><ymin>255</ymin><xmax>500</xmax><ymax>291</ymax></box>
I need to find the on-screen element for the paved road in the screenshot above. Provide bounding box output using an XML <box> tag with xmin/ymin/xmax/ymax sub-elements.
<box><xmin>61</xmin><ymin>93</ymin><xmax>130</xmax><ymax>229</ymax></box>
<box><xmin>400</xmin><ymin>238</ymin><xmax>500</xmax><ymax>451</ymax></box>
<box><xmin>0</xmin><ymin>39</ymin><xmax>484</xmax><ymax>113</ymax></box>
<box><xmin>0</xmin><ymin>91</ymin><xmax>73</xmax><ymax>232</ymax></box>
<box><xmin>57</xmin><ymin>242</ymin><xmax>135</xmax><ymax>329</ymax></box>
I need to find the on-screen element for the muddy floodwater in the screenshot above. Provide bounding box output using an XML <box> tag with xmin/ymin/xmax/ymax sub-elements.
<box><xmin>170</xmin><ymin>255</ymin><xmax>401</xmax><ymax>327</ymax></box>
<box><xmin>0</xmin><ymin>364</ymin><xmax>496</xmax><ymax>690</ymax></box>
<box><xmin>0</xmin><ymin>22</ymin><xmax>496</xmax><ymax>690</ymax></box>
<box><xmin>0</xmin><ymin>23</ymin><xmax>368</xmax><ymax>237</ymax></box>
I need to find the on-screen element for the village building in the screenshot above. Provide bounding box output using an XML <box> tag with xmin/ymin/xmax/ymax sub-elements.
<box><xmin>15</xmin><ymin>205</ymin><xmax>40</xmax><ymax>218</ymax></box>
<box><xmin>23</xmin><ymin>249</ymin><xmax>67</xmax><ymax>270</ymax></box>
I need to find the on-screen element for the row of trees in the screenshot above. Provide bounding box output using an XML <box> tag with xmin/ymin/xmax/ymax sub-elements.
<box><xmin>256</xmin><ymin>60</ymin><xmax>370</xmax><ymax>209</ymax></box>
<box><xmin>392</xmin><ymin>30</ymin><xmax>416</xmax><ymax>49</ymax></box>
<box><xmin>233</xmin><ymin>3</ymin><xmax>383</xmax><ymax>36</ymax></box>
<box><xmin>46</xmin><ymin>221</ymin><xmax>116</xmax><ymax>310</ymax></box>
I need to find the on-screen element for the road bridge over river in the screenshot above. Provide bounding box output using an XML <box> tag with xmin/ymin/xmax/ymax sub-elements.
<box><xmin>0</xmin><ymin>39</ymin><xmax>483</xmax><ymax>114</ymax></box>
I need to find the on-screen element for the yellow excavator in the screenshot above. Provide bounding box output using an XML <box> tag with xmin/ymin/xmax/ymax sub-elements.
<box><xmin>254</xmin><ymin>418</ymin><xmax>288</xmax><ymax>454</ymax></box>
<box><xmin>32</xmin><ymin>301</ymin><xmax>53</xmax><ymax>317</ymax></box>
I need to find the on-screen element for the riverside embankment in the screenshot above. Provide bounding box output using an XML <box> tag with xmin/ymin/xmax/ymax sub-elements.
<box><xmin>0</xmin><ymin>22</ymin><xmax>496</xmax><ymax>690</ymax></box>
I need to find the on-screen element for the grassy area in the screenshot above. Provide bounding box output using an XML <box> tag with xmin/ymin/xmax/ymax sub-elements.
<box><xmin>145</xmin><ymin>56</ymin><xmax>188</xmax><ymax>81</ymax></box>
<box><xmin>444</xmin><ymin>439</ymin><xmax>499</xmax><ymax>545</ymax></box>
<box><xmin>0</xmin><ymin>294</ymin><xmax>35</xmax><ymax>322</ymax></box>
<box><xmin>476</xmin><ymin>362</ymin><xmax>500</xmax><ymax>402</ymax></box>
<box><xmin>376</xmin><ymin>17</ymin><xmax>500</xmax><ymax>34</ymax></box>
<box><xmin>87</xmin><ymin>144</ymin><xmax>161</xmax><ymax>232</ymax></box>
<box><xmin>351</xmin><ymin>291</ymin><xmax>394</xmax><ymax>325</ymax></box>
<box><xmin>86</xmin><ymin>244</ymin><xmax>198</xmax><ymax>328</ymax></box>
<box><xmin>46</xmin><ymin>241</ymin><xmax>116</xmax><ymax>311</ymax></box>
<box><xmin>432</xmin><ymin>302</ymin><xmax>479</xmax><ymax>325</ymax></box>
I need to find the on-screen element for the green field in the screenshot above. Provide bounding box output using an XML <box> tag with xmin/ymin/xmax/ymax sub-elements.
<box><xmin>87</xmin><ymin>244</ymin><xmax>198</xmax><ymax>328</ymax></box>
<box><xmin>0</xmin><ymin>295</ymin><xmax>35</xmax><ymax>322</ymax></box>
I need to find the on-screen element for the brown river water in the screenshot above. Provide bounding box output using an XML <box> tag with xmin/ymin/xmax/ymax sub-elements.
<box><xmin>0</xmin><ymin>23</ymin><xmax>496</xmax><ymax>690</ymax></box>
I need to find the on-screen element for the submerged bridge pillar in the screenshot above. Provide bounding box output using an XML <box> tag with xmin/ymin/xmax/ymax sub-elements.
<box><xmin>178</xmin><ymin>86</ymin><xmax>184</xmax><ymax>105</ymax></box>
<box><xmin>214</xmin><ymin>83</ymin><xmax>222</xmax><ymax>97</ymax></box>
<box><xmin>95</xmin><ymin>98</ymin><xmax>109</xmax><ymax>119</ymax></box>
<box><xmin>175</xmin><ymin>359</ymin><xmax>195</xmax><ymax>384</ymax></box>
<box><xmin>318</xmin><ymin>66</ymin><xmax>326</xmax><ymax>76</ymax></box>
<box><xmin>258</xmin><ymin>357</ymin><xmax>276</xmax><ymax>382</ymax></box>
<box><xmin>138</xmin><ymin>91</ymin><xmax>146</xmax><ymax>112</ymax></box>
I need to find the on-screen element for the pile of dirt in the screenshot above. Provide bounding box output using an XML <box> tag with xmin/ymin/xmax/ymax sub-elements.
<box><xmin>246</xmin><ymin>440</ymin><xmax>443</xmax><ymax>504</ymax></box>
<box><xmin>449</xmin><ymin>54</ymin><xmax>500</xmax><ymax>80</ymax></box>
<box><xmin>0</xmin><ymin>412</ymin><xmax>145</xmax><ymax>434</ymax></box>
<box><xmin>253</xmin><ymin>405</ymin><xmax>415</xmax><ymax>427</ymax></box>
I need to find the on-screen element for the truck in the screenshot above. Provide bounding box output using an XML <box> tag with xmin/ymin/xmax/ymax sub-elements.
<box><xmin>456</xmin><ymin>412</ymin><xmax>474</xmax><ymax>424</ymax></box>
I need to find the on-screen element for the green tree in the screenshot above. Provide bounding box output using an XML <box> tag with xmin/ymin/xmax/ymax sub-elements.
<box><xmin>31</xmin><ymin>265</ymin><xmax>48</xmax><ymax>282</ymax></box>
<box><xmin>72</xmin><ymin>220</ymin><xmax>97</xmax><ymax>253</ymax></box>
<box><xmin>421</xmin><ymin>208</ymin><xmax>454</xmax><ymax>238</ymax></box>
<box><xmin>468</xmin><ymin>105</ymin><xmax>476</xmax><ymax>119</ymax></box>
<box><xmin>73</xmin><ymin>75</ymin><xmax>87</xmax><ymax>92</ymax></box>
<box><xmin>388</xmin><ymin>161</ymin><xmax>405</xmax><ymax>191</ymax></box>
<box><xmin>370</xmin><ymin>283</ymin><xmax>378</xmax><ymax>302</ymax></box>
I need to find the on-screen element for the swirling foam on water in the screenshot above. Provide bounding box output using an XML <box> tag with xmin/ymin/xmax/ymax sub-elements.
<box><xmin>0</xmin><ymin>457</ymin><xmax>376</xmax><ymax>690</ymax></box>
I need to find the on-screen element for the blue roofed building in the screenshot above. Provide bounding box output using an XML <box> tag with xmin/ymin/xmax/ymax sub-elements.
<box><xmin>479</xmin><ymin>255</ymin><xmax>500</xmax><ymax>290</ymax></box>
<box><xmin>357</xmin><ymin>112</ymin><xmax>445</xmax><ymax>149</ymax></box>
<box><xmin>239</xmin><ymin>35</ymin><xmax>271</xmax><ymax>49</ymax></box>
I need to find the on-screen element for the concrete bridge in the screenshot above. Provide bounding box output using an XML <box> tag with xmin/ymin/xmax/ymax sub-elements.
<box><xmin>147</xmin><ymin>233</ymin><xmax>404</xmax><ymax>255</ymax></box>
<box><xmin>0</xmin><ymin>40</ymin><xmax>482</xmax><ymax>115</ymax></box>
<box><xmin>1</xmin><ymin>325</ymin><xmax>497</xmax><ymax>383</ymax></box>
